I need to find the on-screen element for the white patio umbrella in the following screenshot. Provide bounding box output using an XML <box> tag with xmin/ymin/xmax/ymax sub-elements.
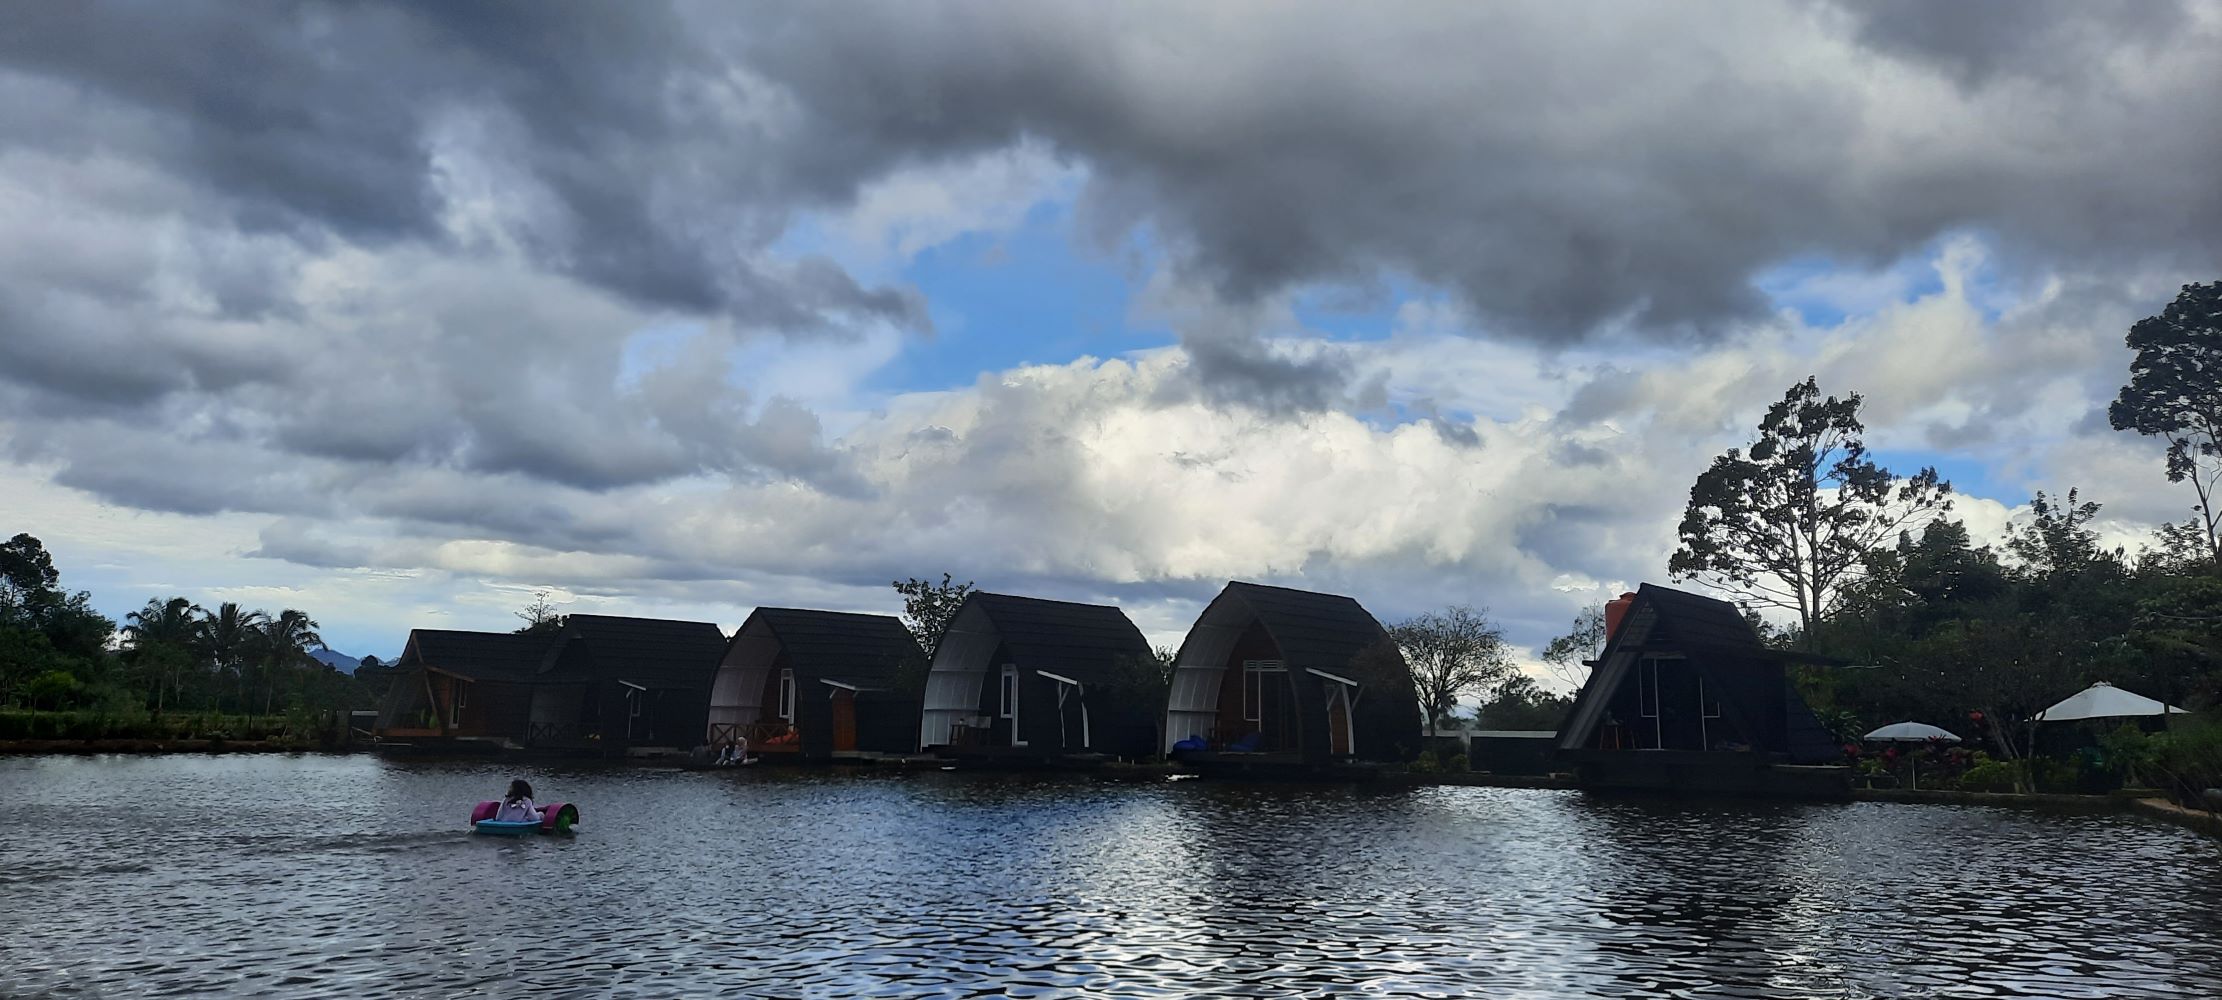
<box><xmin>2035</xmin><ymin>682</ymin><xmax>2189</xmax><ymax>722</ymax></box>
<box><xmin>1864</xmin><ymin>722</ymin><xmax>1962</xmax><ymax>789</ymax></box>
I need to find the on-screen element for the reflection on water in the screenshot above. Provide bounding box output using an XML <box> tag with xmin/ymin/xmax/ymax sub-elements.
<box><xmin>2</xmin><ymin>755</ymin><xmax>2218</xmax><ymax>998</ymax></box>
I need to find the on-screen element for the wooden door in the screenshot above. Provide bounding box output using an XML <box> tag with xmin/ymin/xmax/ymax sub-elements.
<box><xmin>832</xmin><ymin>689</ymin><xmax>857</xmax><ymax>752</ymax></box>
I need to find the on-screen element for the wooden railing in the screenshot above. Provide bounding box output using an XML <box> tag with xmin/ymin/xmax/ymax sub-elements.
<box><xmin>527</xmin><ymin>721</ymin><xmax>587</xmax><ymax>745</ymax></box>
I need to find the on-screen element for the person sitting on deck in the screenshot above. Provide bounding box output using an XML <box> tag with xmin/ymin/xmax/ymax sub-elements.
<box><xmin>718</xmin><ymin>738</ymin><xmax>749</xmax><ymax>765</ymax></box>
<box><xmin>495</xmin><ymin>778</ymin><xmax>543</xmax><ymax>823</ymax></box>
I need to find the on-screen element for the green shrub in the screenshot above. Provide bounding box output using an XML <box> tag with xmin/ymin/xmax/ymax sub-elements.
<box><xmin>1446</xmin><ymin>753</ymin><xmax>1469</xmax><ymax>772</ymax></box>
<box><xmin>1958</xmin><ymin>758</ymin><xmax>2020</xmax><ymax>792</ymax></box>
<box><xmin>1410</xmin><ymin>749</ymin><xmax>1441</xmax><ymax>774</ymax></box>
<box><xmin>2149</xmin><ymin>718</ymin><xmax>2222</xmax><ymax>806</ymax></box>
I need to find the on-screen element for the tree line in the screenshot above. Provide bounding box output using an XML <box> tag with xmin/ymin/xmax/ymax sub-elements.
<box><xmin>0</xmin><ymin>533</ymin><xmax>369</xmax><ymax>717</ymax></box>
<box><xmin>1654</xmin><ymin>282</ymin><xmax>2222</xmax><ymax>781</ymax></box>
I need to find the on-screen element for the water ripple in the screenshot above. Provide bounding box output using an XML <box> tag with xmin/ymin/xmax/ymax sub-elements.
<box><xmin>1</xmin><ymin>757</ymin><xmax>2218</xmax><ymax>998</ymax></box>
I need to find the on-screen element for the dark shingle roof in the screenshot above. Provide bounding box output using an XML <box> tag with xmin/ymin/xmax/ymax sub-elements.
<box><xmin>546</xmin><ymin>614</ymin><xmax>728</xmax><ymax>689</ymax></box>
<box><xmin>1637</xmin><ymin>584</ymin><xmax>1762</xmax><ymax>651</ymax></box>
<box><xmin>1631</xmin><ymin>584</ymin><xmax>1843</xmax><ymax>664</ymax></box>
<box><xmin>747</xmin><ymin>608</ymin><xmax>922</xmax><ymax>688</ymax></box>
<box><xmin>1214</xmin><ymin>581</ymin><xmax>1399</xmax><ymax>679</ymax></box>
<box><xmin>967</xmin><ymin>592</ymin><xmax>1151</xmax><ymax>679</ymax></box>
<box><xmin>401</xmin><ymin>629</ymin><xmax>557</xmax><ymax>682</ymax></box>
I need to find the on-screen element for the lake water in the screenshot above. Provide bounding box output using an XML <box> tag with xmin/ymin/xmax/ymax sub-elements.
<box><xmin>2</xmin><ymin>755</ymin><xmax>2219</xmax><ymax>999</ymax></box>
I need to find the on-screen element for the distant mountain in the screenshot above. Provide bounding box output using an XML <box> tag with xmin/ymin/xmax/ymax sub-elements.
<box><xmin>309</xmin><ymin>648</ymin><xmax>361</xmax><ymax>674</ymax></box>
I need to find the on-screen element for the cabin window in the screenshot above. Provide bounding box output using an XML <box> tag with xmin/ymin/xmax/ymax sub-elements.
<box><xmin>451</xmin><ymin>682</ymin><xmax>469</xmax><ymax>727</ymax></box>
<box><xmin>999</xmin><ymin>665</ymin><xmax>1018</xmax><ymax>719</ymax></box>
<box><xmin>778</xmin><ymin>668</ymin><xmax>796</xmax><ymax>721</ymax></box>
<box><xmin>1638</xmin><ymin>659</ymin><xmax>1660</xmax><ymax>719</ymax></box>
<box><xmin>1242</xmin><ymin>660</ymin><xmax>1284</xmax><ymax>724</ymax></box>
<box><xmin>628</xmin><ymin>688</ymin><xmax>643</xmax><ymax>719</ymax></box>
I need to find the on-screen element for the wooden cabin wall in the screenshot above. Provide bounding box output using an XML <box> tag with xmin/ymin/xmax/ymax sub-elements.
<box><xmin>971</xmin><ymin>642</ymin><xmax>1017</xmax><ymax>748</ymax></box>
<box><xmin>856</xmin><ymin>692</ymin><xmax>916</xmax><ymax>754</ymax></box>
<box><xmin>459</xmin><ymin>680</ymin><xmax>534</xmax><ymax>740</ymax></box>
<box><xmin>1213</xmin><ymin>622</ymin><xmax>1294</xmax><ymax>747</ymax></box>
<box><xmin>527</xmin><ymin>684</ymin><xmax>593</xmax><ymax>745</ymax></box>
<box><xmin>647</xmin><ymin>688</ymin><xmax>708</xmax><ymax>748</ymax></box>
<box><xmin>1351</xmin><ymin>680</ymin><xmax>1419</xmax><ymax>761</ymax></box>
<box><xmin>377</xmin><ymin>668</ymin><xmax>439</xmax><ymax>734</ymax></box>
<box><xmin>796</xmin><ymin>675</ymin><xmax>835</xmax><ymax>759</ymax></box>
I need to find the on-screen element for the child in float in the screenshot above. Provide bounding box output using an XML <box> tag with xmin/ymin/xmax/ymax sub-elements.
<box><xmin>495</xmin><ymin>778</ymin><xmax>543</xmax><ymax>823</ymax></box>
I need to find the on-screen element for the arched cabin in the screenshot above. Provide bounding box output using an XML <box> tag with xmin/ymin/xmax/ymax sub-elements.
<box><xmin>1163</xmin><ymin>581</ymin><xmax>1420</xmax><ymax>766</ymax></box>
<box><xmin>376</xmin><ymin>614</ymin><xmax>725</xmax><ymax>755</ymax></box>
<box><xmin>707</xmin><ymin>608</ymin><xmax>925</xmax><ymax>760</ymax></box>
<box><xmin>918</xmin><ymin>592</ymin><xmax>1158</xmax><ymax>762</ymax></box>
<box><xmin>376</xmin><ymin>629</ymin><xmax>554</xmax><ymax>747</ymax></box>
<box><xmin>524</xmin><ymin>614</ymin><xmax>728</xmax><ymax>753</ymax></box>
<box><xmin>1554</xmin><ymin>584</ymin><xmax>1849</xmax><ymax>799</ymax></box>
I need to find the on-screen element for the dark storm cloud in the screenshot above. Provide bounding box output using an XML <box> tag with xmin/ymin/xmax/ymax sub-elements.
<box><xmin>2</xmin><ymin>0</ymin><xmax>2218</xmax><ymax>614</ymax></box>
<box><xmin>0</xmin><ymin>1</ymin><xmax>922</xmax><ymax>341</ymax></box>
<box><xmin>1164</xmin><ymin>336</ymin><xmax>1358</xmax><ymax>415</ymax></box>
<box><xmin>1828</xmin><ymin>0</ymin><xmax>2193</xmax><ymax>86</ymax></box>
<box><xmin>738</xmin><ymin>1</ymin><xmax>2222</xmax><ymax>341</ymax></box>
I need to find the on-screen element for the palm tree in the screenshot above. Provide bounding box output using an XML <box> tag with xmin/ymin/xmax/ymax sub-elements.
<box><xmin>196</xmin><ymin>602</ymin><xmax>269</xmax><ymax>713</ymax></box>
<box><xmin>254</xmin><ymin>609</ymin><xmax>324</xmax><ymax>716</ymax></box>
<box><xmin>125</xmin><ymin>596</ymin><xmax>202</xmax><ymax>713</ymax></box>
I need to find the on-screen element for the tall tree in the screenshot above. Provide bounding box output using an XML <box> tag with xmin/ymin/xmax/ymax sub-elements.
<box><xmin>1539</xmin><ymin>602</ymin><xmax>1606</xmax><ymax>690</ymax></box>
<box><xmin>1669</xmin><ymin>377</ymin><xmax>1953</xmax><ymax>642</ymax></box>
<box><xmin>254</xmin><ymin>609</ymin><xmax>325</xmax><ymax>715</ymax></box>
<box><xmin>1389</xmin><ymin>605</ymin><xmax>1514</xmax><ymax>737</ymax></box>
<box><xmin>126</xmin><ymin>596</ymin><xmax>204</xmax><ymax>713</ymax></box>
<box><xmin>2110</xmin><ymin>281</ymin><xmax>2222</xmax><ymax>570</ymax></box>
<box><xmin>0</xmin><ymin>534</ymin><xmax>115</xmax><ymax>706</ymax></box>
<box><xmin>892</xmin><ymin>573</ymin><xmax>975</xmax><ymax>656</ymax></box>
<box><xmin>0</xmin><ymin>532</ymin><xmax>62</xmax><ymax>620</ymax></box>
<box><xmin>1474</xmin><ymin>673</ymin><xmax>1574</xmax><ymax>731</ymax></box>
<box><xmin>196</xmin><ymin>602</ymin><xmax>269</xmax><ymax>712</ymax></box>
<box><xmin>2004</xmin><ymin>488</ymin><xmax>2118</xmax><ymax>580</ymax></box>
<box><xmin>514</xmin><ymin>589</ymin><xmax>566</xmax><ymax>635</ymax></box>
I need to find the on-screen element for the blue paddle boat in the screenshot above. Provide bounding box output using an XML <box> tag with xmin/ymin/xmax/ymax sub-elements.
<box><xmin>469</xmin><ymin>801</ymin><xmax>580</xmax><ymax>835</ymax></box>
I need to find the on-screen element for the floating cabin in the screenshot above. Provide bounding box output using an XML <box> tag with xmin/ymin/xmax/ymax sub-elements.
<box><xmin>374</xmin><ymin>614</ymin><xmax>727</xmax><ymax>756</ymax></box>
<box><xmin>527</xmin><ymin>614</ymin><xmax>728</xmax><ymax>753</ymax></box>
<box><xmin>706</xmin><ymin>608</ymin><xmax>925</xmax><ymax>761</ymax></box>
<box><xmin>376</xmin><ymin>629</ymin><xmax>555</xmax><ymax>748</ymax></box>
<box><xmin>1163</xmin><ymin>582</ymin><xmax>1421</xmax><ymax>772</ymax></box>
<box><xmin>1554</xmin><ymin>584</ymin><xmax>1849</xmax><ymax>799</ymax></box>
<box><xmin>918</xmin><ymin>592</ymin><xmax>1159</xmax><ymax>763</ymax></box>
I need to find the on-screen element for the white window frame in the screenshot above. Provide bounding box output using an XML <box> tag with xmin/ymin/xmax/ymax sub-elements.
<box><xmin>778</xmin><ymin>668</ymin><xmax>796</xmax><ymax>721</ymax></box>
<box><xmin>451</xmin><ymin>681</ymin><xmax>469</xmax><ymax>727</ymax></box>
<box><xmin>1700</xmin><ymin>676</ymin><xmax>1722</xmax><ymax>749</ymax></box>
<box><xmin>1639</xmin><ymin>657</ymin><xmax>1664</xmax><ymax>749</ymax></box>
<box><xmin>1000</xmin><ymin>665</ymin><xmax>1025</xmax><ymax>747</ymax></box>
<box><xmin>1242</xmin><ymin>660</ymin><xmax>1284</xmax><ymax>724</ymax></box>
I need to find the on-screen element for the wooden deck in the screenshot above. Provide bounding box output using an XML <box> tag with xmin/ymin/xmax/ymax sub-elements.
<box><xmin>935</xmin><ymin>745</ymin><xmax>1109</xmax><ymax>770</ymax></box>
<box><xmin>1563</xmin><ymin>749</ymin><xmax>1851</xmax><ymax>800</ymax></box>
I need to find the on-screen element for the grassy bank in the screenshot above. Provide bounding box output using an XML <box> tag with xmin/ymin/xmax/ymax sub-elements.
<box><xmin>0</xmin><ymin>709</ymin><xmax>351</xmax><ymax>752</ymax></box>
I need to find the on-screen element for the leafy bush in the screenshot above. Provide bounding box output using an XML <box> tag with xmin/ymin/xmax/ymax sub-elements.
<box><xmin>1409</xmin><ymin>749</ymin><xmax>1441</xmax><ymax>774</ymax></box>
<box><xmin>0</xmin><ymin>709</ymin><xmax>304</xmax><ymax>744</ymax></box>
<box><xmin>1957</xmin><ymin>757</ymin><xmax>2020</xmax><ymax>792</ymax></box>
<box><xmin>1447</xmin><ymin>753</ymin><xmax>1469</xmax><ymax>772</ymax></box>
<box><xmin>2097</xmin><ymin>724</ymin><xmax>2161</xmax><ymax>787</ymax></box>
<box><xmin>2148</xmin><ymin>718</ymin><xmax>2222</xmax><ymax>807</ymax></box>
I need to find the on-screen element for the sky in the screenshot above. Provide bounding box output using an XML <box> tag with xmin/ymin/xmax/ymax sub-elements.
<box><xmin>2</xmin><ymin>2</ymin><xmax>2218</xmax><ymax>679</ymax></box>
